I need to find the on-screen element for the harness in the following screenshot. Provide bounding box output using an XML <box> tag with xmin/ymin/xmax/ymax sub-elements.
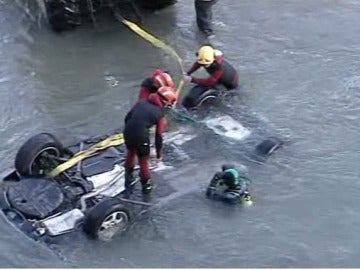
<box><xmin>49</xmin><ymin>133</ymin><xmax>124</xmax><ymax>178</ymax></box>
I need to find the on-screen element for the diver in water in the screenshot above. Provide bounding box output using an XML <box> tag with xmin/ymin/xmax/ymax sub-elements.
<box><xmin>183</xmin><ymin>44</ymin><xmax>239</xmax><ymax>90</ymax></box>
<box><xmin>206</xmin><ymin>164</ymin><xmax>252</xmax><ymax>205</ymax></box>
<box><xmin>124</xmin><ymin>86</ymin><xmax>178</xmax><ymax>194</ymax></box>
<box><xmin>138</xmin><ymin>69</ymin><xmax>175</xmax><ymax>100</ymax></box>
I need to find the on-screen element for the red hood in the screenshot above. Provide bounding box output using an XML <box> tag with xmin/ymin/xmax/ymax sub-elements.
<box><xmin>150</xmin><ymin>69</ymin><xmax>164</xmax><ymax>79</ymax></box>
<box><xmin>214</xmin><ymin>55</ymin><xmax>223</xmax><ymax>65</ymax></box>
<box><xmin>148</xmin><ymin>93</ymin><xmax>164</xmax><ymax>108</ymax></box>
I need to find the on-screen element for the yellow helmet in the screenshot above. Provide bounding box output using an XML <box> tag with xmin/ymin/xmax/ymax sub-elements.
<box><xmin>197</xmin><ymin>45</ymin><xmax>215</xmax><ymax>65</ymax></box>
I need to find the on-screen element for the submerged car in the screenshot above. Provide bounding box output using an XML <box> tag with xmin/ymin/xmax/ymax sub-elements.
<box><xmin>35</xmin><ymin>0</ymin><xmax>177</xmax><ymax>32</ymax></box>
<box><xmin>0</xmin><ymin>110</ymin><xmax>282</xmax><ymax>243</ymax></box>
<box><xmin>182</xmin><ymin>85</ymin><xmax>221</xmax><ymax>109</ymax></box>
<box><xmin>0</xmin><ymin>132</ymin><xmax>152</xmax><ymax>242</ymax></box>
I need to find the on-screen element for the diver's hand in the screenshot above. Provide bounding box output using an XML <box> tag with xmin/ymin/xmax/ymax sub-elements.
<box><xmin>182</xmin><ymin>74</ymin><xmax>192</xmax><ymax>83</ymax></box>
<box><xmin>242</xmin><ymin>191</ymin><xmax>251</xmax><ymax>200</ymax></box>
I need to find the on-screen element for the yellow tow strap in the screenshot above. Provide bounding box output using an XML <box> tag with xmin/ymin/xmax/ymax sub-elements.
<box><xmin>120</xmin><ymin>18</ymin><xmax>185</xmax><ymax>96</ymax></box>
<box><xmin>49</xmin><ymin>133</ymin><xmax>124</xmax><ymax>178</ymax></box>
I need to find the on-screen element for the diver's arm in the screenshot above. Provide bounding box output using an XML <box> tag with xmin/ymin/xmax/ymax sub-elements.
<box><xmin>155</xmin><ymin>117</ymin><xmax>167</xmax><ymax>159</ymax></box>
<box><xmin>186</xmin><ymin>62</ymin><xmax>201</xmax><ymax>75</ymax></box>
<box><xmin>206</xmin><ymin>172</ymin><xmax>223</xmax><ymax>198</ymax></box>
<box><xmin>191</xmin><ymin>69</ymin><xmax>223</xmax><ymax>88</ymax></box>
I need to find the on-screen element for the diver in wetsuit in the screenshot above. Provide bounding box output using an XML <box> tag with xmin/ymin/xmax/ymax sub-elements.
<box><xmin>123</xmin><ymin>86</ymin><xmax>178</xmax><ymax>194</ymax></box>
<box><xmin>183</xmin><ymin>44</ymin><xmax>239</xmax><ymax>90</ymax></box>
<box><xmin>206</xmin><ymin>164</ymin><xmax>252</xmax><ymax>204</ymax></box>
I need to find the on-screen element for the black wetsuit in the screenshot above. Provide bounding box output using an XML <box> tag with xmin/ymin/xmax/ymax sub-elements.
<box><xmin>123</xmin><ymin>95</ymin><xmax>166</xmax><ymax>181</ymax></box>
<box><xmin>206</xmin><ymin>170</ymin><xmax>250</xmax><ymax>204</ymax></box>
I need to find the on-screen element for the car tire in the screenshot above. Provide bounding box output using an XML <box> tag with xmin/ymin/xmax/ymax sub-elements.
<box><xmin>83</xmin><ymin>198</ymin><xmax>131</xmax><ymax>241</ymax></box>
<box><xmin>45</xmin><ymin>0</ymin><xmax>81</xmax><ymax>32</ymax></box>
<box><xmin>15</xmin><ymin>133</ymin><xmax>64</xmax><ymax>176</ymax></box>
<box><xmin>182</xmin><ymin>85</ymin><xmax>219</xmax><ymax>108</ymax></box>
<box><xmin>256</xmin><ymin>137</ymin><xmax>282</xmax><ymax>156</ymax></box>
<box><xmin>197</xmin><ymin>89</ymin><xmax>219</xmax><ymax>107</ymax></box>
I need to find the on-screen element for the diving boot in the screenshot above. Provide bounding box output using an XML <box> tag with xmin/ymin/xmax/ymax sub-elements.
<box><xmin>141</xmin><ymin>178</ymin><xmax>153</xmax><ymax>194</ymax></box>
<box><xmin>125</xmin><ymin>168</ymin><xmax>137</xmax><ymax>189</ymax></box>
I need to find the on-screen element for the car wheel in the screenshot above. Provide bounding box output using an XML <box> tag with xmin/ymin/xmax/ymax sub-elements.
<box><xmin>197</xmin><ymin>89</ymin><xmax>219</xmax><ymax>107</ymax></box>
<box><xmin>83</xmin><ymin>198</ymin><xmax>131</xmax><ymax>241</ymax></box>
<box><xmin>45</xmin><ymin>0</ymin><xmax>81</xmax><ymax>32</ymax></box>
<box><xmin>256</xmin><ymin>137</ymin><xmax>283</xmax><ymax>156</ymax></box>
<box><xmin>15</xmin><ymin>133</ymin><xmax>64</xmax><ymax>176</ymax></box>
<box><xmin>182</xmin><ymin>85</ymin><xmax>216</xmax><ymax>108</ymax></box>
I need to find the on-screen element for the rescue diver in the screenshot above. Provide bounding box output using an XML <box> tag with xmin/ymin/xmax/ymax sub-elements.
<box><xmin>206</xmin><ymin>164</ymin><xmax>252</xmax><ymax>204</ymax></box>
<box><xmin>124</xmin><ymin>86</ymin><xmax>178</xmax><ymax>194</ymax></box>
<box><xmin>138</xmin><ymin>69</ymin><xmax>175</xmax><ymax>100</ymax></box>
<box><xmin>183</xmin><ymin>44</ymin><xmax>239</xmax><ymax>90</ymax></box>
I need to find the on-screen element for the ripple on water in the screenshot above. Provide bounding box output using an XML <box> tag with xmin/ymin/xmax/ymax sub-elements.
<box><xmin>327</xmin><ymin>75</ymin><xmax>360</xmax><ymax>126</ymax></box>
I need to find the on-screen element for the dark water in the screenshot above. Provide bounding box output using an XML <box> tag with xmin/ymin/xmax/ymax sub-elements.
<box><xmin>1</xmin><ymin>0</ymin><xmax>360</xmax><ymax>267</ymax></box>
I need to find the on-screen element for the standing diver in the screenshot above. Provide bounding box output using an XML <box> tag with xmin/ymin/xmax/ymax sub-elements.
<box><xmin>206</xmin><ymin>164</ymin><xmax>252</xmax><ymax>205</ymax></box>
<box><xmin>123</xmin><ymin>86</ymin><xmax>178</xmax><ymax>194</ymax></box>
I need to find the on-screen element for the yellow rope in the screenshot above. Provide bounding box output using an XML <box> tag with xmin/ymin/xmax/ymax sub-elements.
<box><xmin>120</xmin><ymin>18</ymin><xmax>185</xmax><ymax>96</ymax></box>
<box><xmin>49</xmin><ymin>133</ymin><xmax>124</xmax><ymax>177</ymax></box>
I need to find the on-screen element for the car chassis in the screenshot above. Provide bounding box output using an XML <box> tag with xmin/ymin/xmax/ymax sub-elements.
<box><xmin>0</xmin><ymin>132</ymin><xmax>153</xmax><ymax>242</ymax></box>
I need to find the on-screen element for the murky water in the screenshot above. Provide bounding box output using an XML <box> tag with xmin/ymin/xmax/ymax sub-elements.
<box><xmin>1</xmin><ymin>0</ymin><xmax>360</xmax><ymax>267</ymax></box>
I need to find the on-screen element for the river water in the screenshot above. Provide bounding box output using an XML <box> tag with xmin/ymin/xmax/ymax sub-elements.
<box><xmin>1</xmin><ymin>0</ymin><xmax>360</xmax><ymax>267</ymax></box>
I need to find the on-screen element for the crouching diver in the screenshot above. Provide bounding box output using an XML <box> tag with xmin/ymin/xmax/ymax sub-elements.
<box><xmin>183</xmin><ymin>44</ymin><xmax>239</xmax><ymax>90</ymax></box>
<box><xmin>206</xmin><ymin>165</ymin><xmax>253</xmax><ymax>205</ymax></box>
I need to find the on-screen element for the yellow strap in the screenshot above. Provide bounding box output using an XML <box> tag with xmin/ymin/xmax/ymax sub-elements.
<box><xmin>49</xmin><ymin>133</ymin><xmax>124</xmax><ymax>178</ymax></box>
<box><xmin>121</xmin><ymin>18</ymin><xmax>185</xmax><ymax>96</ymax></box>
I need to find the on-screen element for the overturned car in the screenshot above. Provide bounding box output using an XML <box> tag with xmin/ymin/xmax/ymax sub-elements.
<box><xmin>37</xmin><ymin>0</ymin><xmax>177</xmax><ymax>32</ymax></box>
<box><xmin>0</xmin><ymin>107</ymin><xmax>282</xmax><ymax>243</ymax></box>
<box><xmin>0</xmin><ymin>132</ymin><xmax>148</xmax><ymax>242</ymax></box>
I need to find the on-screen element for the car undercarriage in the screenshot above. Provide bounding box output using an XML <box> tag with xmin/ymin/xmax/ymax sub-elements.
<box><xmin>0</xmin><ymin>132</ymin><xmax>148</xmax><ymax>241</ymax></box>
<box><xmin>42</xmin><ymin>0</ymin><xmax>177</xmax><ymax>32</ymax></box>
